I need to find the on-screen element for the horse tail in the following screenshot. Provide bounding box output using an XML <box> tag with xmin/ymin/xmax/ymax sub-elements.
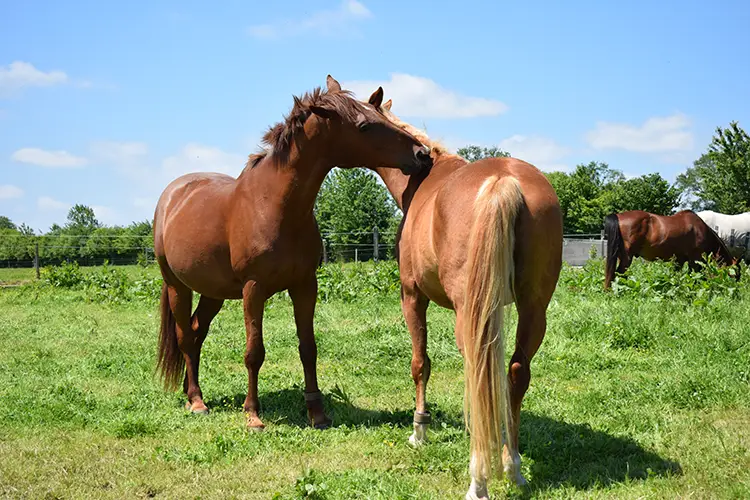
<box><xmin>156</xmin><ymin>281</ymin><xmax>184</xmax><ymax>390</ymax></box>
<box><xmin>461</xmin><ymin>175</ymin><xmax>523</xmax><ymax>482</ymax></box>
<box><xmin>604</xmin><ymin>213</ymin><xmax>624</xmax><ymax>289</ymax></box>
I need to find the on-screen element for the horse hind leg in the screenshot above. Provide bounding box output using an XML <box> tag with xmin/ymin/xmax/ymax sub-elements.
<box><xmin>501</xmin><ymin>301</ymin><xmax>548</xmax><ymax>487</ymax></box>
<box><xmin>181</xmin><ymin>295</ymin><xmax>224</xmax><ymax>414</ymax></box>
<box><xmin>401</xmin><ymin>285</ymin><xmax>431</xmax><ymax>446</ymax></box>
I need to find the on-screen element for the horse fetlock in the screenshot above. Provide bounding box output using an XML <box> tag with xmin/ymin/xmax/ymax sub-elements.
<box><xmin>465</xmin><ymin>478</ymin><xmax>489</xmax><ymax>500</ymax></box>
<box><xmin>408</xmin><ymin>422</ymin><xmax>429</xmax><ymax>446</ymax></box>
<box><xmin>502</xmin><ymin>448</ymin><xmax>526</xmax><ymax>486</ymax></box>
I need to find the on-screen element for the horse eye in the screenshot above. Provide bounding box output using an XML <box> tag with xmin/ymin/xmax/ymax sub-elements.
<box><xmin>358</xmin><ymin>122</ymin><xmax>371</xmax><ymax>132</ymax></box>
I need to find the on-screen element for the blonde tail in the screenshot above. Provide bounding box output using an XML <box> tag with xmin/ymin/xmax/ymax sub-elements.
<box><xmin>461</xmin><ymin>175</ymin><xmax>523</xmax><ymax>482</ymax></box>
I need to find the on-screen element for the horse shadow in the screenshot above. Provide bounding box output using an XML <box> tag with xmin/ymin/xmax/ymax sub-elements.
<box><xmin>515</xmin><ymin>412</ymin><xmax>681</xmax><ymax>494</ymax></box>
<box><xmin>205</xmin><ymin>387</ymin><xmax>464</xmax><ymax>429</ymax></box>
<box><xmin>204</xmin><ymin>390</ymin><xmax>681</xmax><ymax>493</ymax></box>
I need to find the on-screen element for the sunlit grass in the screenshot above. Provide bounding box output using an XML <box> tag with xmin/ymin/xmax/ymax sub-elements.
<box><xmin>0</xmin><ymin>261</ymin><xmax>748</xmax><ymax>498</ymax></box>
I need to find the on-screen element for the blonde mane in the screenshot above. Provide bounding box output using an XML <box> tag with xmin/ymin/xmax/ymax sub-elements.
<box><xmin>380</xmin><ymin>106</ymin><xmax>452</xmax><ymax>158</ymax></box>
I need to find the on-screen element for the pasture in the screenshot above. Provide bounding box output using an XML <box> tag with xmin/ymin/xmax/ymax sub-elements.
<box><xmin>1</xmin><ymin>260</ymin><xmax>749</xmax><ymax>499</ymax></box>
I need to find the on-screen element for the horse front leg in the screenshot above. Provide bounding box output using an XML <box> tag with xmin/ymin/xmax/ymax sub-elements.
<box><xmin>289</xmin><ymin>275</ymin><xmax>332</xmax><ymax>429</ymax></box>
<box><xmin>242</xmin><ymin>280</ymin><xmax>266</xmax><ymax>430</ymax></box>
<box><xmin>401</xmin><ymin>284</ymin><xmax>431</xmax><ymax>446</ymax></box>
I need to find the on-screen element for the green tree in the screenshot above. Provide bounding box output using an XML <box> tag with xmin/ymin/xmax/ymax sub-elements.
<box><xmin>314</xmin><ymin>169</ymin><xmax>399</xmax><ymax>260</ymax></box>
<box><xmin>65</xmin><ymin>204</ymin><xmax>101</xmax><ymax>232</ymax></box>
<box><xmin>609</xmin><ymin>173</ymin><xmax>681</xmax><ymax>215</ymax></box>
<box><xmin>544</xmin><ymin>162</ymin><xmax>680</xmax><ymax>233</ymax></box>
<box><xmin>456</xmin><ymin>145</ymin><xmax>510</xmax><ymax>162</ymax></box>
<box><xmin>676</xmin><ymin>121</ymin><xmax>750</xmax><ymax>213</ymax></box>
<box><xmin>0</xmin><ymin>216</ymin><xmax>16</xmax><ymax>231</ymax></box>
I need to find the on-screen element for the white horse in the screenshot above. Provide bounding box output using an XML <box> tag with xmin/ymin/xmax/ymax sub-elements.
<box><xmin>696</xmin><ymin>210</ymin><xmax>750</xmax><ymax>259</ymax></box>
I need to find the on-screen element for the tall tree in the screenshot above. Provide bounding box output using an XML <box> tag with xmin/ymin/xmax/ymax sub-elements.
<box><xmin>0</xmin><ymin>216</ymin><xmax>16</xmax><ymax>231</ymax></box>
<box><xmin>314</xmin><ymin>169</ymin><xmax>399</xmax><ymax>260</ymax></box>
<box><xmin>609</xmin><ymin>173</ymin><xmax>681</xmax><ymax>215</ymax></box>
<box><xmin>676</xmin><ymin>121</ymin><xmax>750</xmax><ymax>213</ymax></box>
<box><xmin>456</xmin><ymin>145</ymin><xmax>510</xmax><ymax>162</ymax></box>
<box><xmin>65</xmin><ymin>204</ymin><xmax>101</xmax><ymax>232</ymax></box>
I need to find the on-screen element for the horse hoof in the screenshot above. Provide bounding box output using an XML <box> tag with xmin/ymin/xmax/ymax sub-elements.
<box><xmin>505</xmin><ymin>467</ymin><xmax>527</xmax><ymax>487</ymax></box>
<box><xmin>408</xmin><ymin>432</ymin><xmax>426</xmax><ymax>447</ymax></box>
<box><xmin>247</xmin><ymin>424</ymin><xmax>265</xmax><ymax>432</ymax></box>
<box><xmin>185</xmin><ymin>402</ymin><xmax>209</xmax><ymax>415</ymax></box>
<box><xmin>313</xmin><ymin>418</ymin><xmax>332</xmax><ymax>430</ymax></box>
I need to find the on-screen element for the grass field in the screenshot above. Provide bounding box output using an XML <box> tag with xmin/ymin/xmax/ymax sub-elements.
<box><xmin>0</xmin><ymin>261</ymin><xmax>749</xmax><ymax>499</ymax></box>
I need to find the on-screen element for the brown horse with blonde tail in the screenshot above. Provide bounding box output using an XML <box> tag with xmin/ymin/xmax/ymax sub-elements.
<box><xmin>336</xmin><ymin>75</ymin><xmax>563</xmax><ymax>499</ymax></box>
<box><xmin>604</xmin><ymin>209</ymin><xmax>740</xmax><ymax>289</ymax></box>
<box><xmin>153</xmin><ymin>79</ymin><xmax>432</xmax><ymax>431</ymax></box>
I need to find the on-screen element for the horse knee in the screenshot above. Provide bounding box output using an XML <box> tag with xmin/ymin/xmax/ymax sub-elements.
<box><xmin>411</xmin><ymin>354</ymin><xmax>431</xmax><ymax>383</ymax></box>
<box><xmin>508</xmin><ymin>358</ymin><xmax>531</xmax><ymax>397</ymax></box>
<box><xmin>244</xmin><ymin>344</ymin><xmax>266</xmax><ymax>371</ymax></box>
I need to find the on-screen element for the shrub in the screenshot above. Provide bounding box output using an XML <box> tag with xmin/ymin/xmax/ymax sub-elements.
<box><xmin>42</xmin><ymin>261</ymin><xmax>85</xmax><ymax>289</ymax></box>
<box><xmin>561</xmin><ymin>255</ymin><xmax>747</xmax><ymax>304</ymax></box>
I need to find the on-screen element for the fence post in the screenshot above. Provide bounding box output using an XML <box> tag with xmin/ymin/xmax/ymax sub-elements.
<box><xmin>322</xmin><ymin>238</ymin><xmax>328</xmax><ymax>264</ymax></box>
<box><xmin>373</xmin><ymin>226</ymin><xmax>379</xmax><ymax>262</ymax></box>
<box><xmin>355</xmin><ymin>247</ymin><xmax>358</xmax><ymax>262</ymax></box>
<box><xmin>34</xmin><ymin>242</ymin><xmax>40</xmax><ymax>279</ymax></box>
<box><xmin>730</xmin><ymin>229</ymin><xmax>736</xmax><ymax>247</ymax></box>
<box><xmin>600</xmin><ymin>230</ymin><xmax>605</xmax><ymax>259</ymax></box>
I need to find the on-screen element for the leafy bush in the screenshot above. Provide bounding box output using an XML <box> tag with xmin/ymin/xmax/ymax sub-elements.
<box><xmin>84</xmin><ymin>261</ymin><xmax>131</xmax><ymax>303</ymax></box>
<box><xmin>42</xmin><ymin>261</ymin><xmax>85</xmax><ymax>289</ymax></box>
<box><xmin>316</xmin><ymin>260</ymin><xmax>400</xmax><ymax>302</ymax></box>
<box><xmin>36</xmin><ymin>260</ymin><xmax>403</xmax><ymax>304</ymax></box>
<box><xmin>561</xmin><ymin>255</ymin><xmax>747</xmax><ymax>304</ymax></box>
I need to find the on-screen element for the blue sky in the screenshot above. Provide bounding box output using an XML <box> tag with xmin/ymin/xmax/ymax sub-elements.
<box><xmin>1</xmin><ymin>0</ymin><xmax>748</xmax><ymax>232</ymax></box>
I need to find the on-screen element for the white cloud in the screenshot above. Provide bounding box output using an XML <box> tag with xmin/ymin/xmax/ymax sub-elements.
<box><xmin>0</xmin><ymin>61</ymin><xmax>68</xmax><ymax>94</ymax></box>
<box><xmin>248</xmin><ymin>0</ymin><xmax>372</xmax><ymax>39</ymax></box>
<box><xmin>37</xmin><ymin>196</ymin><xmax>70</xmax><ymax>212</ymax></box>
<box><xmin>343</xmin><ymin>73</ymin><xmax>508</xmax><ymax>118</ymax></box>
<box><xmin>161</xmin><ymin>143</ymin><xmax>245</xmax><ymax>180</ymax></box>
<box><xmin>498</xmin><ymin>135</ymin><xmax>571</xmax><ymax>172</ymax></box>
<box><xmin>0</xmin><ymin>184</ymin><xmax>24</xmax><ymax>200</ymax></box>
<box><xmin>90</xmin><ymin>141</ymin><xmax>148</xmax><ymax>165</ymax></box>
<box><xmin>91</xmin><ymin>205</ymin><xmax>118</xmax><ymax>225</ymax></box>
<box><xmin>11</xmin><ymin>147</ymin><xmax>88</xmax><ymax>168</ymax></box>
<box><xmin>585</xmin><ymin>113</ymin><xmax>693</xmax><ymax>153</ymax></box>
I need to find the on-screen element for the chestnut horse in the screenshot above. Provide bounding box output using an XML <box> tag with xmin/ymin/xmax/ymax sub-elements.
<box><xmin>342</xmin><ymin>78</ymin><xmax>563</xmax><ymax>498</ymax></box>
<box><xmin>604</xmin><ymin>209</ymin><xmax>740</xmax><ymax>289</ymax></box>
<box><xmin>153</xmin><ymin>79</ymin><xmax>432</xmax><ymax>430</ymax></box>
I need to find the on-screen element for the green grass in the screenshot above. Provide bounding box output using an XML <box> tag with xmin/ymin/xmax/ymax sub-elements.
<box><xmin>0</xmin><ymin>267</ymin><xmax>37</xmax><ymax>284</ymax></box>
<box><xmin>0</xmin><ymin>261</ymin><xmax>749</xmax><ymax>499</ymax></box>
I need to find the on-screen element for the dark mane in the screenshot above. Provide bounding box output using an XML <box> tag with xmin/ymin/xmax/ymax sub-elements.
<box><xmin>245</xmin><ymin>86</ymin><xmax>360</xmax><ymax>168</ymax></box>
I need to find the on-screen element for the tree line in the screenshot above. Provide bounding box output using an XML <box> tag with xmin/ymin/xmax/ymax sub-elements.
<box><xmin>1</xmin><ymin>121</ymin><xmax>748</xmax><ymax>264</ymax></box>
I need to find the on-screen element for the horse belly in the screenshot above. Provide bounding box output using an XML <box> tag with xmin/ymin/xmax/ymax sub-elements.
<box><xmin>166</xmin><ymin>245</ymin><xmax>243</xmax><ymax>299</ymax></box>
<box><xmin>407</xmin><ymin>230</ymin><xmax>453</xmax><ymax>309</ymax></box>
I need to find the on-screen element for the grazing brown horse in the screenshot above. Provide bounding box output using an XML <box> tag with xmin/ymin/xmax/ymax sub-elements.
<box><xmin>604</xmin><ymin>209</ymin><xmax>740</xmax><ymax>289</ymax></box>
<box><xmin>153</xmin><ymin>79</ymin><xmax>432</xmax><ymax>431</ymax></box>
<box><xmin>341</xmin><ymin>78</ymin><xmax>562</xmax><ymax>499</ymax></box>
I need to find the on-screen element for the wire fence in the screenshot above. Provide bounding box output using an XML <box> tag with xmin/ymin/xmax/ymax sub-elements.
<box><xmin>0</xmin><ymin>229</ymin><xmax>610</xmax><ymax>271</ymax></box>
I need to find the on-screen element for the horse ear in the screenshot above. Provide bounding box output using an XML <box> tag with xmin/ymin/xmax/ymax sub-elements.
<box><xmin>368</xmin><ymin>86</ymin><xmax>384</xmax><ymax>108</ymax></box>
<box><xmin>309</xmin><ymin>105</ymin><xmax>337</xmax><ymax>120</ymax></box>
<box><xmin>382</xmin><ymin>99</ymin><xmax>392</xmax><ymax>111</ymax></box>
<box><xmin>326</xmin><ymin>75</ymin><xmax>342</xmax><ymax>92</ymax></box>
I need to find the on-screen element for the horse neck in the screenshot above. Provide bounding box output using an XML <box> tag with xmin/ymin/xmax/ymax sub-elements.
<box><xmin>237</xmin><ymin>144</ymin><xmax>331</xmax><ymax>220</ymax></box>
<box><xmin>375</xmin><ymin>153</ymin><xmax>466</xmax><ymax>213</ymax></box>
